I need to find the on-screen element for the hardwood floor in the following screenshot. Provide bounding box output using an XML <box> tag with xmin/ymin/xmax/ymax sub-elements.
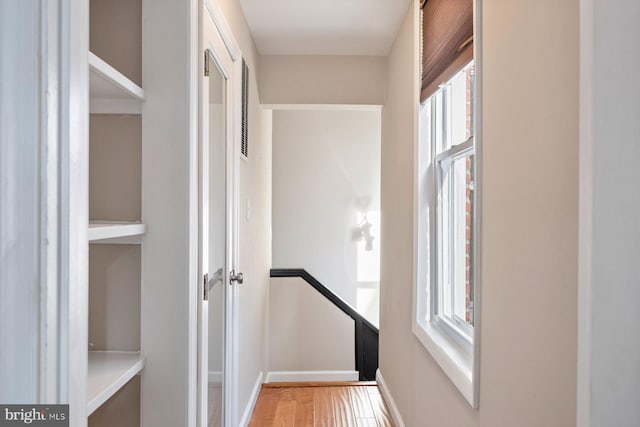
<box><xmin>248</xmin><ymin>382</ymin><xmax>394</xmax><ymax>427</ymax></box>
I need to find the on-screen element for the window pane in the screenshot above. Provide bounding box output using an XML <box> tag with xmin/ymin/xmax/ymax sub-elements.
<box><xmin>439</xmin><ymin>150</ymin><xmax>474</xmax><ymax>328</ymax></box>
<box><xmin>421</xmin><ymin>101</ymin><xmax>432</xmax><ymax>160</ymax></box>
<box><xmin>433</xmin><ymin>90</ymin><xmax>445</xmax><ymax>154</ymax></box>
<box><xmin>446</xmin><ymin>62</ymin><xmax>474</xmax><ymax>149</ymax></box>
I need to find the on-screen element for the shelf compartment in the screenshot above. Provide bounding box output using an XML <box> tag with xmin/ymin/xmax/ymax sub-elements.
<box><xmin>89</xmin><ymin>51</ymin><xmax>144</xmax><ymax>114</ymax></box>
<box><xmin>89</xmin><ymin>221</ymin><xmax>145</xmax><ymax>244</ymax></box>
<box><xmin>87</xmin><ymin>351</ymin><xmax>145</xmax><ymax>415</ymax></box>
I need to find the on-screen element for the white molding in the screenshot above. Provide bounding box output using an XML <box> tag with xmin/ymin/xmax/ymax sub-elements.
<box><xmin>229</xmin><ymin>55</ymin><xmax>243</xmax><ymax>427</ymax></box>
<box><xmin>471</xmin><ymin>0</ymin><xmax>483</xmax><ymax>408</ymax></box>
<box><xmin>0</xmin><ymin>0</ymin><xmax>63</xmax><ymax>404</ymax></box>
<box><xmin>262</xmin><ymin>104</ymin><xmax>384</xmax><ymax>112</ymax></box>
<box><xmin>203</xmin><ymin>0</ymin><xmax>240</xmax><ymax>61</ymax></box>
<box><xmin>577</xmin><ymin>0</ymin><xmax>594</xmax><ymax>425</ymax></box>
<box><xmin>265</xmin><ymin>371</ymin><xmax>359</xmax><ymax>383</ymax></box>
<box><xmin>187</xmin><ymin>0</ymin><xmax>199</xmax><ymax>426</ymax></box>
<box><xmin>63</xmin><ymin>0</ymin><xmax>90</xmax><ymax>423</ymax></box>
<box><xmin>239</xmin><ymin>371</ymin><xmax>263</xmax><ymax>427</ymax></box>
<box><xmin>42</xmin><ymin>0</ymin><xmax>62</xmax><ymax>402</ymax></box>
<box><xmin>412</xmin><ymin>321</ymin><xmax>474</xmax><ymax>404</ymax></box>
<box><xmin>375</xmin><ymin>370</ymin><xmax>406</xmax><ymax>427</ymax></box>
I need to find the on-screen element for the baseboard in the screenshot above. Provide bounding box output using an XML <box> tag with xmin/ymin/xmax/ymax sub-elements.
<box><xmin>376</xmin><ymin>369</ymin><xmax>406</xmax><ymax>427</ymax></box>
<box><xmin>265</xmin><ymin>370</ymin><xmax>359</xmax><ymax>383</ymax></box>
<box><xmin>208</xmin><ymin>371</ymin><xmax>222</xmax><ymax>384</ymax></box>
<box><xmin>239</xmin><ymin>371</ymin><xmax>263</xmax><ymax>427</ymax></box>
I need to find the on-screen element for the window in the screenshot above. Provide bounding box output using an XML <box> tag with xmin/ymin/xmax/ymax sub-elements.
<box><xmin>413</xmin><ymin>60</ymin><xmax>479</xmax><ymax>407</ymax></box>
<box><xmin>432</xmin><ymin>63</ymin><xmax>475</xmax><ymax>347</ymax></box>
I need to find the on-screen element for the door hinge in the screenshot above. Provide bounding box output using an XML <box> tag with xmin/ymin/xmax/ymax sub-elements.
<box><xmin>203</xmin><ymin>273</ymin><xmax>209</xmax><ymax>301</ymax></box>
<box><xmin>204</xmin><ymin>50</ymin><xmax>210</xmax><ymax>77</ymax></box>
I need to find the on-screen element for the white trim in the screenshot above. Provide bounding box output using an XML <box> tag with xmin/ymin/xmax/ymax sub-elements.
<box><xmin>577</xmin><ymin>0</ymin><xmax>594</xmax><ymax>425</ymax></box>
<box><xmin>63</xmin><ymin>0</ymin><xmax>89</xmax><ymax>422</ymax></box>
<box><xmin>265</xmin><ymin>371</ymin><xmax>360</xmax><ymax>383</ymax></box>
<box><xmin>412</xmin><ymin>321</ymin><xmax>474</xmax><ymax>402</ymax></box>
<box><xmin>229</xmin><ymin>55</ymin><xmax>243</xmax><ymax>427</ymax></box>
<box><xmin>187</xmin><ymin>0</ymin><xmax>200</xmax><ymax>426</ymax></box>
<box><xmin>411</xmin><ymin>0</ymin><xmax>425</xmax><ymax>399</ymax></box>
<box><xmin>375</xmin><ymin>370</ymin><xmax>406</xmax><ymax>427</ymax></box>
<box><xmin>42</xmin><ymin>0</ymin><xmax>62</xmax><ymax>402</ymax></box>
<box><xmin>239</xmin><ymin>371</ymin><xmax>263</xmax><ymax>427</ymax></box>
<box><xmin>471</xmin><ymin>0</ymin><xmax>483</xmax><ymax>408</ymax></box>
<box><xmin>203</xmin><ymin>0</ymin><xmax>240</xmax><ymax>61</ymax></box>
<box><xmin>262</xmin><ymin>104</ymin><xmax>384</xmax><ymax>112</ymax></box>
<box><xmin>0</xmin><ymin>0</ymin><xmax>70</xmax><ymax>404</ymax></box>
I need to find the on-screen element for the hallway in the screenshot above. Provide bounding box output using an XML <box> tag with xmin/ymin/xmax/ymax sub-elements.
<box><xmin>249</xmin><ymin>383</ymin><xmax>393</xmax><ymax>426</ymax></box>
<box><xmin>2</xmin><ymin>0</ymin><xmax>639</xmax><ymax>426</ymax></box>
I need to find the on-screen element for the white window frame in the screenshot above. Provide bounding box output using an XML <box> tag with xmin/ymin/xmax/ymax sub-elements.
<box><xmin>434</xmin><ymin>138</ymin><xmax>474</xmax><ymax>350</ymax></box>
<box><xmin>412</xmin><ymin>1</ymin><xmax>482</xmax><ymax>408</ymax></box>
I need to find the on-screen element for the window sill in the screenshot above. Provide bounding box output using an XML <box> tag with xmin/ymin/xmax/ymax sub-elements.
<box><xmin>412</xmin><ymin>319</ymin><xmax>477</xmax><ymax>407</ymax></box>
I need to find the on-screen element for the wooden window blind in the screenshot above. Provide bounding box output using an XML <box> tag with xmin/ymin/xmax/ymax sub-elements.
<box><xmin>421</xmin><ymin>0</ymin><xmax>474</xmax><ymax>102</ymax></box>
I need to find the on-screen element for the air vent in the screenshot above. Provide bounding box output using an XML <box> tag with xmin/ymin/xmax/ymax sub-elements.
<box><xmin>241</xmin><ymin>60</ymin><xmax>249</xmax><ymax>159</ymax></box>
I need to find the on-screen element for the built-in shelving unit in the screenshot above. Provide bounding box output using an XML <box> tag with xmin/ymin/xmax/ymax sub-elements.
<box><xmin>87</xmin><ymin>351</ymin><xmax>145</xmax><ymax>415</ymax></box>
<box><xmin>87</xmin><ymin>0</ymin><xmax>144</xmax><ymax>424</ymax></box>
<box><xmin>88</xmin><ymin>221</ymin><xmax>146</xmax><ymax>243</ymax></box>
<box><xmin>89</xmin><ymin>51</ymin><xmax>144</xmax><ymax>114</ymax></box>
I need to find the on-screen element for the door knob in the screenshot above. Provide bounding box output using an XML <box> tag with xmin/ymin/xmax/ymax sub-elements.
<box><xmin>230</xmin><ymin>270</ymin><xmax>244</xmax><ymax>285</ymax></box>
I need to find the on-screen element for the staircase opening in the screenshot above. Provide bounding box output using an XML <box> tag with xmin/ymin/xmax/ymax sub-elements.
<box><xmin>269</xmin><ymin>106</ymin><xmax>382</xmax><ymax>382</ymax></box>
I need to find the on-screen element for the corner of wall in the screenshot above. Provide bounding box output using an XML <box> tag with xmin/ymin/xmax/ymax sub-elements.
<box><xmin>376</xmin><ymin>370</ymin><xmax>407</xmax><ymax>427</ymax></box>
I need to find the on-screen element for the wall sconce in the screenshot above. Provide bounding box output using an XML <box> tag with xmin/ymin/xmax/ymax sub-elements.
<box><xmin>353</xmin><ymin>212</ymin><xmax>375</xmax><ymax>251</ymax></box>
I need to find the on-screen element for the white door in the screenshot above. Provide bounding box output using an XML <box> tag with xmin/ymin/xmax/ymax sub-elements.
<box><xmin>198</xmin><ymin>9</ymin><xmax>241</xmax><ymax>427</ymax></box>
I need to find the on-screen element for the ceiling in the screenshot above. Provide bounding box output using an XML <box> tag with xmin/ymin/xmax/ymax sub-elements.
<box><xmin>239</xmin><ymin>0</ymin><xmax>412</xmax><ymax>56</ymax></box>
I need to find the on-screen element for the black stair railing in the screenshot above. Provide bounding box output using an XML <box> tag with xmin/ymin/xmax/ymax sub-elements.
<box><xmin>270</xmin><ymin>269</ymin><xmax>379</xmax><ymax>381</ymax></box>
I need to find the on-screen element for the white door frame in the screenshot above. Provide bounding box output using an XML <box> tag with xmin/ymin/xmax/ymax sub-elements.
<box><xmin>198</xmin><ymin>1</ymin><xmax>242</xmax><ymax>426</ymax></box>
<box><xmin>0</xmin><ymin>0</ymin><xmax>88</xmax><ymax>423</ymax></box>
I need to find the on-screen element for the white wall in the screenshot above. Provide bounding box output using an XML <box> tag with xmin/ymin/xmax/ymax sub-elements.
<box><xmin>272</xmin><ymin>109</ymin><xmax>382</xmax><ymax>325</ymax></box>
<box><xmin>140</xmin><ymin>0</ymin><xmax>197</xmax><ymax>424</ymax></box>
<box><xmin>379</xmin><ymin>1</ymin><xmax>579</xmax><ymax>426</ymax></box>
<box><xmin>259</xmin><ymin>55</ymin><xmax>386</xmax><ymax>106</ymax></box>
<box><xmin>217</xmin><ymin>0</ymin><xmax>273</xmax><ymax>422</ymax></box>
<box><xmin>580</xmin><ymin>1</ymin><xmax>640</xmax><ymax>425</ymax></box>
<box><xmin>269</xmin><ymin>277</ymin><xmax>355</xmax><ymax>373</ymax></box>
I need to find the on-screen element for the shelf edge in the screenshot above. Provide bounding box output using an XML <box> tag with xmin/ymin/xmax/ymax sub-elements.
<box><xmin>89</xmin><ymin>51</ymin><xmax>144</xmax><ymax>101</ymax></box>
<box><xmin>88</xmin><ymin>222</ymin><xmax>146</xmax><ymax>243</ymax></box>
<box><xmin>87</xmin><ymin>353</ymin><xmax>145</xmax><ymax>415</ymax></box>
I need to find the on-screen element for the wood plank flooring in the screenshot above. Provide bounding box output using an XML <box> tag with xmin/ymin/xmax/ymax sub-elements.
<box><xmin>249</xmin><ymin>383</ymin><xmax>394</xmax><ymax>427</ymax></box>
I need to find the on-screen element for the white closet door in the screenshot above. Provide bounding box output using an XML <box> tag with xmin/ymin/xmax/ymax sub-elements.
<box><xmin>198</xmin><ymin>5</ymin><xmax>241</xmax><ymax>427</ymax></box>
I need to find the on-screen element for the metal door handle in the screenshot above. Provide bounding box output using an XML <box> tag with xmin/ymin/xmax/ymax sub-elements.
<box><xmin>203</xmin><ymin>268</ymin><xmax>224</xmax><ymax>300</ymax></box>
<box><xmin>230</xmin><ymin>270</ymin><xmax>244</xmax><ymax>285</ymax></box>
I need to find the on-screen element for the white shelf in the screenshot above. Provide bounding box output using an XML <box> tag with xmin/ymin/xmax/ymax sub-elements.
<box><xmin>87</xmin><ymin>351</ymin><xmax>145</xmax><ymax>415</ymax></box>
<box><xmin>88</xmin><ymin>221</ymin><xmax>145</xmax><ymax>244</ymax></box>
<box><xmin>89</xmin><ymin>51</ymin><xmax>144</xmax><ymax>114</ymax></box>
